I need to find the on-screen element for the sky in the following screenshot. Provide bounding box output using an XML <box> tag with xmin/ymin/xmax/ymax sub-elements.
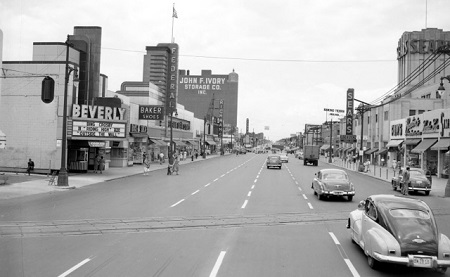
<box><xmin>1</xmin><ymin>0</ymin><xmax>450</xmax><ymax>141</ymax></box>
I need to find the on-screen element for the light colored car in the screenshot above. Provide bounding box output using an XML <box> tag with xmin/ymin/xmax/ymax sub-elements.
<box><xmin>280</xmin><ymin>154</ymin><xmax>289</xmax><ymax>163</ymax></box>
<box><xmin>266</xmin><ymin>155</ymin><xmax>282</xmax><ymax>169</ymax></box>
<box><xmin>347</xmin><ymin>195</ymin><xmax>450</xmax><ymax>273</ymax></box>
<box><xmin>311</xmin><ymin>169</ymin><xmax>355</xmax><ymax>201</ymax></box>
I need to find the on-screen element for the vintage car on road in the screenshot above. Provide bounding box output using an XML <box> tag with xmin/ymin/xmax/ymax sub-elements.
<box><xmin>266</xmin><ymin>155</ymin><xmax>282</xmax><ymax>169</ymax></box>
<box><xmin>347</xmin><ymin>194</ymin><xmax>450</xmax><ymax>273</ymax></box>
<box><xmin>311</xmin><ymin>169</ymin><xmax>355</xmax><ymax>201</ymax></box>
<box><xmin>280</xmin><ymin>153</ymin><xmax>289</xmax><ymax>163</ymax></box>
<box><xmin>391</xmin><ymin>168</ymin><xmax>432</xmax><ymax>195</ymax></box>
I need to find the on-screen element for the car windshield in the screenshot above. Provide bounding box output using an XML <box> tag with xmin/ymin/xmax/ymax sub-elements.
<box><xmin>410</xmin><ymin>171</ymin><xmax>424</xmax><ymax>177</ymax></box>
<box><xmin>322</xmin><ymin>173</ymin><xmax>347</xmax><ymax>180</ymax></box>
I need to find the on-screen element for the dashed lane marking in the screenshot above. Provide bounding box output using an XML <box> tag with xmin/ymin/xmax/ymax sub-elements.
<box><xmin>248</xmin><ymin>191</ymin><xmax>252</xmax><ymax>197</ymax></box>
<box><xmin>241</xmin><ymin>200</ymin><xmax>248</xmax><ymax>209</ymax></box>
<box><xmin>308</xmin><ymin>203</ymin><xmax>314</xmax><ymax>209</ymax></box>
<box><xmin>58</xmin><ymin>257</ymin><xmax>93</xmax><ymax>277</ymax></box>
<box><xmin>170</xmin><ymin>199</ymin><xmax>185</xmax><ymax>207</ymax></box>
<box><xmin>302</xmin><ymin>194</ymin><xmax>308</xmax><ymax>200</ymax></box>
<box><xmin>191</xmin><ymin>190</ymin><xmax>200</xmax><ymax>195</ymax></box>
<box><xmin>329</xmin><ymin>232</ymin><xmax>360</xmax><ymax>277</ymax></box>
<box><xmin>209</xmin><ymin>251</ymin><xmax>227</xmax><ymax>277</ymax></box>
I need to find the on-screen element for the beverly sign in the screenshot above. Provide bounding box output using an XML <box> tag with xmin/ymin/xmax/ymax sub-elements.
<box><xmin>72</xmin><ymin>104</ymin><xmax>126</xmax><ymax>121</ymax></box>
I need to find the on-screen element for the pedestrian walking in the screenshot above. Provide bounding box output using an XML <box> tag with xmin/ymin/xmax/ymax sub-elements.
<box><xmin>99</xmin><ymin>156</ymin><xmax>105</xmax><ymax>174</ymax></box>
<box><xmin>172</xmin><ymin>154</ymin><xmax>180</xmax><ymax>175</ymax></box>
<box><xmin>159</xmin><ymin>152</ymin><xmax>164</xmax><ymax>164</ymax></box>
<box><xmin>94</xmin><ymin>154</ymin><xmax>99</xmax><ymax>173</ymax></box>
<box><xmin>392</xmin><ymin>159</ymin><xmax>397</xmax><ymax>174</ymax></box>
<box><xmin>401</xmin><ymin>166</ymin><xmax>410</xmax><ymax>195</ymax></box>
<box><xmin>167</xmin><ymin>158</ymin><xmax>174</xmax><ymax>175</ymax></box>
<box><xmin>27</xmin><ymin>158</ymin><xmax>34</xmax><ymax>176</ymax></box>
<box><xmin>143</xmin><ymin>157</ymin><xmax>150</xmax><ymax>175</ymax></box>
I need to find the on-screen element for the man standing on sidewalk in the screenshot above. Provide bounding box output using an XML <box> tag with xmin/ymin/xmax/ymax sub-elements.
<box><xmin>402</xmin><ymin>167</ymin><xmax>410</xmax><ymax>195</ymax></box>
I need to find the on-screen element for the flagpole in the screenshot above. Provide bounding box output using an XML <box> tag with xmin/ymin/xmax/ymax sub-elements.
<box><xmin>171</xmin><ymin>3</ymin><xmax>175</xmax><ymax>43</ymax></box>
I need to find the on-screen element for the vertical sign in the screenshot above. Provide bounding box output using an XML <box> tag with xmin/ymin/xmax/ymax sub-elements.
<box><xmin>246</xmin><ymin>118</ymin><xmax>249</xmax><ymax>134</ymax></box>
<box><xmin>160</xmin><ymin>43</ymin><xmax>179</xmax><ymax>115</ymax></box>
<box><xmin>218</xmin><ymin>100</ymin><xmax>224</xmax><ymax>137</ymax></box>
<box><xmin>346</xmin><ymin>88</ymin><xmax>354</xmax><ymax>135</ymax></box>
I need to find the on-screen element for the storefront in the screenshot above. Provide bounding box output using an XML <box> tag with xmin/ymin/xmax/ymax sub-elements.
<box><xmin>148</xmin><ymin>138</ymin><xmax>167</xmax><ymax>161</ymax></box>
<box><xmin>68</xmin><ymin>103</ymin><xmax>128</xmax><ymax>172</ymax></box>
<box><xmin>129</xmin><ymin>124</ymin><xmax>149</xmax><ymax>165</ymax></box>
<box><xmin>431</xmin><ymin>138</ymin><xmax>450</xmax><ymax>178</ymax></box>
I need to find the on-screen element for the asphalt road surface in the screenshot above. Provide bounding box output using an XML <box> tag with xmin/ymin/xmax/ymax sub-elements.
<box><xmin>1</xmin><ymin>153</ymin><xmax>450</xmax><ymax>276</ymax></box>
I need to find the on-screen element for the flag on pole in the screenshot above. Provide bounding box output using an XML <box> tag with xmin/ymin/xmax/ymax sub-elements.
<box><xmin>173</xmin><ymin>7</ymin><xmax>178</xmax><ymax>18</ymax></box>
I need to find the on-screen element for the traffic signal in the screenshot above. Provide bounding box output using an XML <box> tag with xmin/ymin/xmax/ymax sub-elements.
<box><xmin>41</xmin><ymin>76</ymin><xmax>55</xmax><ymax>104</ymax></box>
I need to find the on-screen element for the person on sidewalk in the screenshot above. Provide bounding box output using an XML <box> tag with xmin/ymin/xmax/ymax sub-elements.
<box><xmin>401</xmin><ymin>166</ymin><xmax>410</xmax><ymax>195</ymax></box>
<box><xmin>159</xmin><ymin>152</ymin><xmax>164</xmax><ymax>165</ymax></box>
<box><xmin>94</xmin><ymin>154</ymin><xmax>99</xmax><ymax>173</ymax></box>
<box><xmin>392</xmin><ymin>159</ymin><xmax>397</xmax><ymax>175</ymax></box>
<box><xmin>143</xmin><ymin>156</ymin><xmax>150</xmax><ymax>176</ymax></box>
<box><xmin>27</xmin><ymin>158</ymin><xmax>34</xmax><ymax>176</ymax></box>
<box><xmin>99</xmin><ymin>156</ymin><xmax>105</xmax><ymax>174</ymax></box>
<box><xmin>172</xmin><ymin>154</ymin><xmax>180</xmax><ymax>175</ymax></box>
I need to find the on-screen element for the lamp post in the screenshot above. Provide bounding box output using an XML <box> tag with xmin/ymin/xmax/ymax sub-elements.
<box><xmin>57</xmin><ymin>35</ymin><xmax>75</xmax><ymax>187</ymax></box>
<box><xmin>437</xmin><ymin>76</ymin><xmax>450</xmax><ymax>197</ymax></box>
<box><xmin>168</xmin><ymin>94</ymin><xmax>177</xmax><ymax>165</ymax></box>
<box><xmin>203</xmin><ymin>116</ymin><xmax>207</xmax><ymax>159</ymax></box>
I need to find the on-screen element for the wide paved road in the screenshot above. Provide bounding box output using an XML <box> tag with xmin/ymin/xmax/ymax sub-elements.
<box><xmin>1</xmin><ymin>153</ymin><xmax>450</xmax><ymax>276</ymax></box>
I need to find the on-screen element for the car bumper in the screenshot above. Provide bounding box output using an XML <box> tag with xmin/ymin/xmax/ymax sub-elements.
<box><xmin>373</xmin><ymin>252</ymin><xmax>450</xmax><ymax>268</ymax></box>
<box><xmin>320</xmin><ymin>190</ymin><xmax>355</xmax><ymax>196</ymax></box>
<box><xmin>408</xmin><ymin>186</ymin><xmax>431</xmax><ymax>191</ymax></box>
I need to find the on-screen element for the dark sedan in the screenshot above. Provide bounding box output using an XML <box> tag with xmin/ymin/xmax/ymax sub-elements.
<box><xmin>391</xmin><ymin>168</ymin><xmax>432</xmax><ymax>195</ymax></box>
<box><xmin>311</xmin><ymin>169</ymin><xmax>355</xmax><ymax>201</ymax></box>
<box><xmin>347</xmin><ymin>194</ymin><xmax>450</xmax><ymax>273</ymax></box>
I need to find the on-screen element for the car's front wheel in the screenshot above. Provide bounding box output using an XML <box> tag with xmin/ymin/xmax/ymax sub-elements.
<box><xmin>347</xmin><ymin>196</ymin><xmax>353</xmax><ymax>201</ymax></box>
<box><xmin>425</xmin><ymin>191</ymin><xmax>430</xmax><ymax>196</ymax></box>
<box><xmin>367</xmin><ymin>255</ymin><xmax>379</xmax><ymax>269</ymax></box>
<box><xmin>435</xmin><ymin>267</ymin><xmax>447</xmax><ymax>274</ymax></box>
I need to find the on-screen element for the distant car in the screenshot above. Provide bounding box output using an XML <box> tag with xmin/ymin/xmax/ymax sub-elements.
<box><xmin>347</xmin><ymin>194</ymin><xmax>450</xmax><ymax>273</ymax></box>
<box><xmin>391</xmin><ymin>168</ymin><xmax>432</xmax><ymax>195</ymax></box>
<box><xmin>266</xmin><ymin>155</ymin><xmax>282</xmax><ymax>169</ymax></box>
<box><xmin>280</xmin><ymin>154</ymin><xmax>289</xmax><ymax>163</ymax></box>
<box><xmin>298</xmin><ymin>152</ymin><xmax>304</xmax><ymax>160</ymax></box>
<box><xmin>311</xmin><ymin>169</ymin><xmax>355</xmax><ymax>201</ymax></box>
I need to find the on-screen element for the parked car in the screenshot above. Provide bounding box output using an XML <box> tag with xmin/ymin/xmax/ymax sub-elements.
<box><xmin>391</xmin><ymin>167</ymin><xmax>432</xmax><ymax>195</ymax></box>
<box><xmin>311</xmin><ymin>169</ymin><xmax>355</xmax><ymax>201</ymax></box>
<box><xmin>347</xmin><ymin>194</ymin><xmax>450</xmax><ymax>273</ymax></box>
<box><xmin>280</xmin><ymin>153</ymin><xmax>289</xmax><ymax>163</ymax></box>
<box><xmin>266</xmin><ymin>155</ymin><xmax>282</xmax><ymax>169</ymax></box>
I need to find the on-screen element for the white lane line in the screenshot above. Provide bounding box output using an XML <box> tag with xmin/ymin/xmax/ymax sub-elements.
<box><xmin>295</xmin><ymin>181</ymin><xmax>298</xmax><ymax>185</ymax></box>
<box><xmin>241</xmin><ymin>200</ymin><xmax>248</xmax><ymax>209</ymax></box>
<box><xmin>191</xmin><ymin>190</ymin><xmax>200</xmax><ymax>195</ymax></box>
<box><xmin>214</xmin><ymin>178</ymin><xmax>219</xmax><ymax>182</ymax></box>
<box><xmin>205</xmin><ymin>183</ymin><xmax>211</xmax><ymax>187</ymax></box>
<box><xmin>221</xmin><ymin>174</ymin><xmax>226</xmax><ymax>177</ymax></box>
<box><xmin>298</xmin><ymin>187</ymin><xmax>302</xmax><ymax>191</ymax></box>
<box><xmin>248</xmin><ymin>191</ymin><xmax>252</xmax><ymax>197</ymax></box>
<box><xmin>302</xmin><ymin>194</ymin><xmax>308</xmax><ymax>200</ymax></box>
<box><xmin>344</xmin><ymin>259</ymin><xmax>360</xmax><ymax>277</ymax></box>
<box><xmin>58</xmin><ymin>257</ymin><xmax>92</xmax><ymax>277</ymax></box>
<box><xmin>254</xmin><ymin>179</ymin><xmax>258</xmax><ymax>183</ymax></box>
<box><xmin>307</xmin><ymin>202</ymin><xmax>314</xmax><ymax>209</ymax></box>
<box><xmin>329</xmin><ymin>232</ymin><xmax>360</xmax><ymax>277</ymax></box>
<box><xmin>251</xmin><ymin>185</ymin><xmax>255</xmax><ymax>189</ymax></box>
<box><xmin>210</xmin><ymin>251</ymin><xmax>227</xmax><ymax>277</ymax></box>
<box><xmin>329</xmin><ymin>232</ymin><xmax>340</xmax><ymax>244</ymax></box>
<box><xmin>170</xmin><ymin>199</ymin><xmax>185</xmax><ymax>207</ymax></box>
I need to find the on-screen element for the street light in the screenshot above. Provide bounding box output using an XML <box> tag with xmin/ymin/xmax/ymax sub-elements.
<box><xmin>168</xmin><ymin>94</ymin><xmax>177</xmax><ymax>165</ymax></box>
<box><xmin>437</xmin><ymin>76</ymin><xmax>450</xmax><ymax>197</ymax></box>
<box><xmin>57</xmin><ymin>35</ymin><xmax>78</xmax><ymax>187</ymax></box>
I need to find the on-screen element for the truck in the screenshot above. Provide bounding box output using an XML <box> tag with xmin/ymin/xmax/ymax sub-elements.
<box><xmin>303</xmin><ymin>145</ymin><xmax>320</xmax><ymax>166</ymax></box>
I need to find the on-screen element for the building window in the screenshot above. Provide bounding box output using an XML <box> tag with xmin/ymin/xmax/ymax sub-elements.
<box><xmin>409</xmin><ymin>110</ymin><xmax>416</xmax><ymax>116</ymax></box>
<box><xmin>418</xmin><ymin>110</ymin><xmax>425</xmax><ymax>114</ymax></box>
<box><xmin>367</xmin><ymin>116</ymin><xmax>370</xmax><ymax>124</ymax></box>
<box><xmin>375</xmin><ymin>114</ymin><xmax>378</xmax><ymax>123</ymax></box>
<box><xmin>384</xmin><ymin>111</ymin><xmax>388</xmax><ymax>121</ymax></box>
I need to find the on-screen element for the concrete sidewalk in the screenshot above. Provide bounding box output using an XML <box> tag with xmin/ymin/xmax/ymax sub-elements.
<box><xmin>0</xmin><ymin>153</ymin><xmax>225</xmax><ymax>200</ymax></box>
<box><xmin>320</xmin><ymin>156</ymin><xmax>449</xmax><ymax>198</ymax></box>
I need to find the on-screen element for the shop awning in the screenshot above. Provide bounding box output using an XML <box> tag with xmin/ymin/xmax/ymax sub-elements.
<box><xmin>363</xmin><ymin>148</ymin><xmax>371</xmax><ymax>154</ymax></box>
<box><xmin>336</xmin><ymin>147</ymin><xmax>343</xmax><ymax>151</ymax></box>
<box><xmin>386</xmin><ymin>140</ymin><xmax>403</xmax><ymax>148</ymax></box>
<box><xmin>320</xmin><ymin>145</ymin><xmax>330</xmax><ymax>151</ymax></box>
<box><xmin>375</xmin><ymin>148</ymin><xmax>388</xmax><ymax>155</ymax></box>
<box><xmin>411</xmin><ymin>139</ymin><xmax>437</xmax><ymax>154</ymax></box>
<box><xmin>343</xmin><ymin>147</ymin><xmax>353</xmax><ymax>153</ymax></box>
<box><xmin>205</xmin><ymin>140</ymin><xmax>216</xmax><ymax>145</ymax></box>
<box><xmin>365</xmin><ymin>148</ymin><xmax>378</xmax><ymax>155</ymax></box>
<box><xmin>405</xmin><ymin>139</ymin><xmax>421</xmax><ymax>146</ymax></box>
<box><xmin>175</xmin><ymin>141</ymin><xmax>188</xmax><ymax>147</ymax></box>
<box><xmin>149</xmin><ymin>139</ymin><xmax>166</xmax><ymax>146</ymax></box>
<box><xmin>431</xmin><ymin>138</ymin><xmax>450</xmax><ymax>150</ymax></box>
